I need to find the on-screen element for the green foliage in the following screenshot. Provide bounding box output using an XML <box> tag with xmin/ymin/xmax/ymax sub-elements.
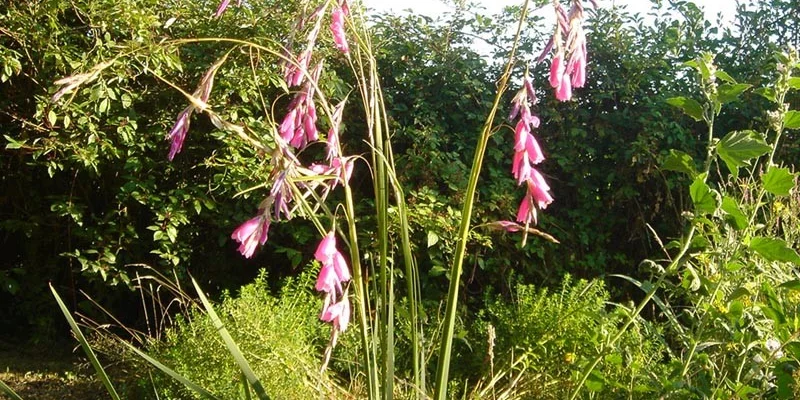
<box><xmin>0</xmin><ymin>0</ymin><xmax>303</xmax><ymax>340</ymax></box>
<box><xmin>145</xmin><ymin>270</ymin><xmax>335</xmax><ymax>399</ymax></box>
<box><xmin>472</xmin><ymin>276</ymin><xmax>666</xmax><ymax>399</ymax></box>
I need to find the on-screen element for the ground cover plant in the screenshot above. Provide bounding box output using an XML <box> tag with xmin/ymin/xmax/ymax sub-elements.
<box><xmin>1</xmin><ymin>0</ymin><xmax>800</xmax><ymax>398</ymax></box>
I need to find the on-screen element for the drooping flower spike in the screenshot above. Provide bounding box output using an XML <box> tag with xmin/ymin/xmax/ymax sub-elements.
<box><xmin>508</xmin><ymin>77</ymin><xmax>554</xmax><ymax>234</ymax></box>
<box><xmin>541</xmin><ymin>0</ymin><xmax>593</xmax><ymax>101</ymax></box>
<box><xmin>166</xmin><ymin>53</ymin><xmax>228</xmax><ymax>160</ymax></box>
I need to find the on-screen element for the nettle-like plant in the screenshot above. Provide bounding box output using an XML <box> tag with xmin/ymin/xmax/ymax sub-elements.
<box><xmin>40</xmin><ymin>0</ymin><xmax>597</xmax><ymax>398</ymax></box>
<box><xmin>570</xmin><ymin>49</ymin><xmax>800</xmax><ymax>398</ymax></box>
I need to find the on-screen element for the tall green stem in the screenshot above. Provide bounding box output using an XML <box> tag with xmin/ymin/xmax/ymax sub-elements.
<box><xmin>432</xmin><ymin>2</ymin><xmax>530</xmax><ymax>398</ymax></box>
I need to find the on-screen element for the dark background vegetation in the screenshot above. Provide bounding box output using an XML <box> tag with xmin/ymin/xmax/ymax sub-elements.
<box><xmin>0</xmin><ymin>0</ymin><xmax>798</xmax><ymax>348</ymax></box>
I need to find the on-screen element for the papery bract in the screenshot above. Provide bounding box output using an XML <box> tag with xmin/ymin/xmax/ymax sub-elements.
<box><xmin>168</xmin><ymin>107</ymin><xmax>193</xmax><ymax>161</ymax></box>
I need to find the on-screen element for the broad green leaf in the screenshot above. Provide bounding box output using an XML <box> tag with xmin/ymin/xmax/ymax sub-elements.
<box><xmin>753</xmin><ymin>87</ymin><xmax>777</xmax><ymax>103</ymax></box>
<box><xmin>784</xmin><ymin>110</ymin><xmax>800</xmax><ymax>129</ymax></box>
<box><xmin>762</xmin><ymin>166</ymin><xmax>796</xmax><ymax>196</ymax></box>
<box><xmin>666</xmin><ymin>97</ymin><xmax>704</xmax><ymax>121</ymax></box>
<box><xmin>717</xmin><ymin>83</ymin><xmax>751</xmax><ymax>104</ymax></box>
<box><xmin>690</xmin><ymin>174</ymin><xmax>718</xmax><ymax>214</ymax></box>
<box><xmin>585</xmin><ymin>371</ymin><xmax>605</xmax><ymax>392</ymax></box>
<box><xmin>427</xmin><ymin>231</ymin><xmax>439</xmax><ymax>247</ymax></box>
<box><xmin>715</xmin><ymin>70</ymin><xmax>737</xmax><ymax>84</ymax></box>
<box><xmin>716</xmin><ymin>130</ymin><xmax>770</xmax><ymax>178</ymax></box>
<box><xmin>662</xmin><ymin>149</ymin><xmax>697</xmax><ymax>177</ymax></box>
<box><xmin>750</xmin><ymin>237</ymin><xmax>800</xmax><ymax>263</ymax></box>
<box><xmin>51</xmin><ymin>284</ymin><xmax>121</xmax><ymax>400</ymax></box>
<box><xmin>788</xmin><ymin>77</ymin><xmax>800</xmax><ymax>90</ymax></box>
<box><xmin>727</xmin><ymin>287</ymin><xmax>751</xmax><ymax>302</ymax></box>
<box><xmin>721</xmin><ymin>196</ymin><xmax>747</xmax><ymax>230</ymax></box>
<box><xmin>728</xmin><ymin>300</ymin><xmax>744</xmax><ymax>321</ymax></box>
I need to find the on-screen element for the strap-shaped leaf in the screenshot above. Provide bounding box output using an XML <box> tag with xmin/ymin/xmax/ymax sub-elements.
<box><xmin>0</xmin><ymin>379</ymin><xmax>23</xmax><ymax>400</ymax></box>
<box><xmin>121</xmin><ymin>342</ymin><xmax>221</xmax><ymax>400</ymax></box>
<box><xmin>191</xmin><ymin>278</ymin><xmax>270</xmax><ymax>400</ymax></box>
<box><xmin>50</xmin><ymin>284</ymin><xmax>121</xmax><ymax>400</ymax></box>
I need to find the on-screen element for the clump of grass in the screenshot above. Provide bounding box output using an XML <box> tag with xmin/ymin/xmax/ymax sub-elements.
<box><xmin>143</xmin><ymin>269</ymin><xmax>343</xmax><ymax>399</ymax></box>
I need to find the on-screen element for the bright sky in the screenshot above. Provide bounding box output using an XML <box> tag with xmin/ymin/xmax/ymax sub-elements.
<box><xmin>364</xmin><ymin>0</ymin><xmax>738</xmax><ymax>26</ymax></box>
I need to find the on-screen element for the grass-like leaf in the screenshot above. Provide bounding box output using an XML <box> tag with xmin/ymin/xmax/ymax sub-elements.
<box><xmin>0</xmin><ymin>379</ymin><xmax>24</xmax><ymax>400</ymax></box>
<box><xmin>191</xmin><ymin>277</ymin><xmax>270</xmax><ymax>400</ymax></box>
<box><xmin>120</xmin><ymin>342</ymin><xmax>220</xmax><ymax>400</ymax></box>
<box><xmin>49</xmin><ymin>283</ymin><xmax>121</xmax><ymax>400</ymax></box>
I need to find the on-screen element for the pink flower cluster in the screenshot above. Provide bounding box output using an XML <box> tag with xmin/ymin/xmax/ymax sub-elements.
<box><xmin>509</xmin><ymin>78</ymin><xmax>553</xmax><ymax>227</ymax></box>
<box><xmin>314</xmin><ymin>231</ymin><xmax>351</xmax><ymax>332</ymax></box>
<box><xmin>330</xmin><ymin>3</ymin><xmax>350</xmax><ymax>55</ymax></box>
<box><xmin>541</xmin><ymin>0</ymin><xmax>589</xmax><ymax>101</ymax></box>
<box><xmin>229</xmin><ymin>2</ymin><xmax>353</xmax><ymax>259</ymax></box>
<box><xmin>280</xmin><ymin>62</ymin><xmax>322</xmax><ymax>148</ymax></box>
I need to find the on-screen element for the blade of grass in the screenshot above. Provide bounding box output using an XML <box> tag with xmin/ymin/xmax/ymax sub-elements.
<box><xmin>190</xmin><ymin>277</ymin><xmax>270</xmax><ymax>400</ymax></box>
<box><xmin>0</xmin><ymin>379</ymin><xmax>23</xmax><ymax>400</ymax></box>
<box><xmin>121</xmin><ymin>342</ymin><xmax>221</xmax><ymax>400</ymax></box>
<box><xmin>50</xmin><ymin>283</ymin><xmax>121</xmax><ymax>400</ymax></box>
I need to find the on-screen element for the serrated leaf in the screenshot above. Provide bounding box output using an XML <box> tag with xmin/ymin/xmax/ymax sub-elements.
<box><xmin>690</xmin><ymin>174</ymin><xmax>718</xmax><ymax>214</ymax></box>
<box><xmin>663</xmin><ymin>149</ymin><xmax>697</xmax><ymax>177</ymax></box>
<box><xmin>784</xmin><ymin>110</ymin><xmax>800</xmax><ymax>129</ymax></box>
<box><xmin>721</xmin><ymin>196</ymin><xmax>748</xmax><ymax>230</ymax></box>
<box><xmin>666</xmin><ymin>96</ymin><xmax>704</xmax><ymax>121</ymax></box>
<box><xmin>716</xmin><ymin>130</ymin><xmax>770</xmax><ymax>178</ymax></box>
<box><xmin>750</xmin><ymin>237</ymin><xmax>800</xmax><ymax>263</ymax></box>
<box><xmin>715</xmin><ymin>70</ymin><xmax>737</xmax><ymax>84</ymax></box>
<box><xmin>788</xmin><ymin>77</ymin><xmax>800</xmax><ymax>90</ymax></box>
<box><xmin>717</xmin><ymin>83</ymin><xmax>751</xmax><ymax>104</ymax></box>
<box><xmin>762</xmin><ymin>166</ymin><xmax>796</xmax><ymax>196</ymax></box>
<box><xmin>754</xmin><ymin>87</ymin><xmax>777</xmax><ymax>103</ymax></box>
